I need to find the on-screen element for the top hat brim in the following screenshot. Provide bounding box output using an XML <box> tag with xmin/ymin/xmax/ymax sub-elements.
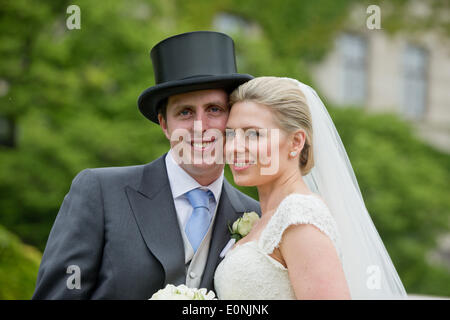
<box><xmin>138</xmin><ymin>73</ymin><xmax>253</xmax><ymax>124</ymax></box>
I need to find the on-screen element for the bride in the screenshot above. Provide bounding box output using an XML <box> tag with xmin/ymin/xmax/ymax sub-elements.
<box><xmin>213</xmin><ymin>77</ymin><xmax>407</xmax><ymax>299</ymax></box>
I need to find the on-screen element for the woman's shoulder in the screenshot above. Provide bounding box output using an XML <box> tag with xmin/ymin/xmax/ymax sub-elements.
<box><xmin>259</xmin><ymin>192</ymin><xmax>342</xmax><ymax>258</ymax></box>
<box><xmin>276</xmin><ymin>193</ymin><xmax>331</xmax><ymax>217</ymax></box>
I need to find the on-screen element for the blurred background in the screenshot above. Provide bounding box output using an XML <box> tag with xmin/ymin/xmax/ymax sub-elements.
<box><xmin>0</xmin><ymin>0</ymin><xmax>449</xmax><ymax>299</ymax></box>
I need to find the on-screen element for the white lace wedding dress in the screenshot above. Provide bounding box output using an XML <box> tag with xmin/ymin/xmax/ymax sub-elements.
<box><xmin>214</xmin><ymin>193</ymin><xmax>343</xmax><ymax>300</ymax></box>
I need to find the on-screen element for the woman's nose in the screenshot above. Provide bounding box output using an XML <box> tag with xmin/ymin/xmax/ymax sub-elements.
<box><xmin>235</xmin><ymin>132</ymin><xmax>247</xmax><ymax>153</ymax></box>
<box><xmin>226</xmin><ymin>130</ymin><xmax>247</xmax><ymax>162</ymax></box>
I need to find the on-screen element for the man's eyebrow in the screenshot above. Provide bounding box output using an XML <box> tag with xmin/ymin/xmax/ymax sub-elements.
<box><xmin>171</xmin><ymin>100</ymin><xmax>228</xmax><ymax>110</ymax></box>
<box><xmin>204</xmin><ymin>101</ymin><xmax>228</xmax><ymax>108</ymax></box>
<box><xmin>173</xmin><ymin>100</ymin><xmax>228</xmax><ymax>108</ymax></box>
<box><xmin>171</xmin><ymin>103</ymin><xmax>193</xmax><ymax>111</ymax></box>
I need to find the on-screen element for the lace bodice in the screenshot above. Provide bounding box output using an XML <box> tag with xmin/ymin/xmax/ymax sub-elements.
<box><xmin>213</xmin><ymin>193</ymin><xmax>343</xmax><ymax>300</ymax></box>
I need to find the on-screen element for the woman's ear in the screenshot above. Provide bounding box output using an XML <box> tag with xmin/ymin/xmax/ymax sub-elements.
<box><xmin>291</xmin><ymin>129</ymin><xmax>306</xmax><ymax>155</ymax></box>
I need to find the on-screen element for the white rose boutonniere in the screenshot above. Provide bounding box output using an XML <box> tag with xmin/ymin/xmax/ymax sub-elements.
<box><xmin>219</xmin><ymin>211</ymin><xmax>260</xmax><ymax>258</ymax></box>
<box><xmin>229</xmin><ymin>211</ymin><xmax>260</xmax><ymax>241</ymax></box>
<box><xmin>150</xmin><ymin>284</ymin><xmax>216</xmax><ymax>300</ymax></box>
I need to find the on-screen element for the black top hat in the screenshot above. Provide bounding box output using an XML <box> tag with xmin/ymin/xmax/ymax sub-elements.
<box><xmin>137</xmin><ymin>31</ymin><xmax>253</xmax><ymax>124</ymax></box>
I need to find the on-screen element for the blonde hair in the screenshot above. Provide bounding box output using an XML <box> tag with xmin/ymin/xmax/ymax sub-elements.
<box><xmin>229</xmin><ymin>76</ymin><xmax>314</xmax><ymax>175</ymax></box>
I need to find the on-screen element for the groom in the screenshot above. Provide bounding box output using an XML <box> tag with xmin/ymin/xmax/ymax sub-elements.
<box><xmin>32</xmin><ymin>31</ymin><xmax>260</xmax><ymax>299</ymax></box>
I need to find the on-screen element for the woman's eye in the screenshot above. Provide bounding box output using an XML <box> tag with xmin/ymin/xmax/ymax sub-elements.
<box><xmin>225</xmin><ymin>130</ymin><xmax>235</xmax><ymax>138</ymax></box>
<box><xmin>246</xmin><ymin>129</ymin><xmax>259</xmax><ymax>138</ymax></box>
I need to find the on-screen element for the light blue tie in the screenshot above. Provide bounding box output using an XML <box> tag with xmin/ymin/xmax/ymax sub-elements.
<box><xmin>185</xmin><ymin>188</ymin><xmax>213</xmax><ymax>252</ymax></box>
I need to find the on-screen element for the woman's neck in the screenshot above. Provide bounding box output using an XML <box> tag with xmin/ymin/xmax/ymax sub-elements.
<box><xmin>257</xmin><ymin>168</ymin><xmax>311</xmax><ymax>216</ymax></box>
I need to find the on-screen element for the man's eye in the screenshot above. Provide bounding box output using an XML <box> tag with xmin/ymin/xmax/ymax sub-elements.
<box><xmin>179</xmin><ymin>109</ymin><xmax>191</xmax><ymax>116</ymax></box>
<box><xmin>209</xmin><ymin>106</ymin><xmax>224</xmax><ymax>114</ymax></box>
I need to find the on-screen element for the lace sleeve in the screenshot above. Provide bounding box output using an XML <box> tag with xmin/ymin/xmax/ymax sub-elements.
<box><xmin>258</xmin><ymin>194</ymin><xmax>343</xmax><ymax>261</ymax></box>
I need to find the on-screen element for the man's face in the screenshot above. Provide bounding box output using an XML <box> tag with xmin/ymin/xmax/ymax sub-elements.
<box><xmin>158</xmin><ymin>89</ymin><xmax>229</xmax><ymax>179</ymax></box>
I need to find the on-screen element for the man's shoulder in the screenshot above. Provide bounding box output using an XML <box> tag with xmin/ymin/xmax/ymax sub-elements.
<box><xmin>223</xmin><ymin>179</ymin><xmax>260</xmax><ymax>212</ymax></box>
<box><xmin>234</xmin><ymin>188</ymin><xmax>259</xmax><ymax>206</ymax></box>
<box><xmin>76</xmin><ymin>163</ymin><xmax>144</xmax><ymax>179</ymax></box>
<box><xmin>72</xmin><ymin>155</ymin><xmax>166</xmax><ymax>189</ymax></box>
<box><xmin>85</xmin><ymin>163</ymin><xmax>146</xmax><ymax>177</ymax></box>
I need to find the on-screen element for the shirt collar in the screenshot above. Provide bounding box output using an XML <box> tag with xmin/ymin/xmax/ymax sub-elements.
<box><xmin>165</xmin><ymin>149</ymin><xmax>224</xmax><ymax>202</ymax></box>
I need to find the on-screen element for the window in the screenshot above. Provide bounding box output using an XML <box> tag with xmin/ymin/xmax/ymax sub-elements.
<box><xmin>402</xmin><ymin>44</ymin><xmax>428</xmax><ymax>119</ymax></box>
<box><xmin>337</xmin><ymin>33</ymin><xmax>368</xmax><ymax>106</ymax></box>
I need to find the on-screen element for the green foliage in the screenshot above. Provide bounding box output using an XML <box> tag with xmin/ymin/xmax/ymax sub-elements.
<box><xmin>0</xmin><ymin>225</ymin><xmax>41</xmax><ymax>299</ymax></box>
<box><xmin>0</xmin><ymin>0</ymin><xmax>174</xmax><ymax>249</ymax></box>
<box><xmin>327</xmin><ymin>106</ymin><xmax>450</xmax><ymax>296</ymax></box>
<box><xmin>377</xmin><ymin>0</ymin><xmax>450</xmax><ymax>37</ymax></box>
<box><xmin>0</xmin><ymin>0</ymin><xmax>449</xmax><ymax>298</ymax></box>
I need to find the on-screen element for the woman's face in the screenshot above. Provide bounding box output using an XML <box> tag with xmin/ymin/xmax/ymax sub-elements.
<box><xmin>225</xmin><ymin>100</ymin><xmax>293</xmax><ymax>186</ymax></box>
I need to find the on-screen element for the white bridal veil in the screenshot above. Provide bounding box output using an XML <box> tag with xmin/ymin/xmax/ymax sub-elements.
<box><xmin>286</xmin><ymin>78</ymin><xmax>407</xmax><ymax>299</ymax></box>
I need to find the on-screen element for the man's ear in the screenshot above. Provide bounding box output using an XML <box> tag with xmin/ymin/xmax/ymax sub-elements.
<box><xmin>158</xmin><ymin>114</ymin><xmax>170</xmax><ymax>140</ymax></box>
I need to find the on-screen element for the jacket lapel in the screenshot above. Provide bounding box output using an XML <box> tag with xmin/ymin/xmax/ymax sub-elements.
<box><xmin>125</xmin><ymin>154</ymin><xmax>186</xmax><ymax>286</ymax></box>
<box><xmin>200</xmin><ymin>179</ymin><xmax>247</xmax><ymax>290</ymax></box>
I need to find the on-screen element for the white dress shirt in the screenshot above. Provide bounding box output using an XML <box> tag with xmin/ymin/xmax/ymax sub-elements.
<box><xmin>165</xmin><ymin>149</ymin><xmax>224</xmax><ymax>288</ymax></box>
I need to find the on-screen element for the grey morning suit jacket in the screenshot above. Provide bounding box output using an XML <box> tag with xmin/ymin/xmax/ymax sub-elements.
<box><xmin>32</xmin><ymin>153</ymin><xmax>260</xmax><ymax>299</ymax></box>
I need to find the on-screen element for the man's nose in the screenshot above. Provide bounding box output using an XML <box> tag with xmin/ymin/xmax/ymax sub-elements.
<box><xmin>193</xmin><ymin>109</ymin><xmax>209</xmax><ymax>130</ymax></box>
<box><xmin>192</xmin><ymin>110</ymin><xmax>213</xmax><ymax>138</ymax></box>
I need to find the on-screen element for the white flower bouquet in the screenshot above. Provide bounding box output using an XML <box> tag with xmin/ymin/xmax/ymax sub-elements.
<box><xmin>150</xmin><ymin>284</ymin><xmax>216</xmax><ymax>300</ymax></box>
